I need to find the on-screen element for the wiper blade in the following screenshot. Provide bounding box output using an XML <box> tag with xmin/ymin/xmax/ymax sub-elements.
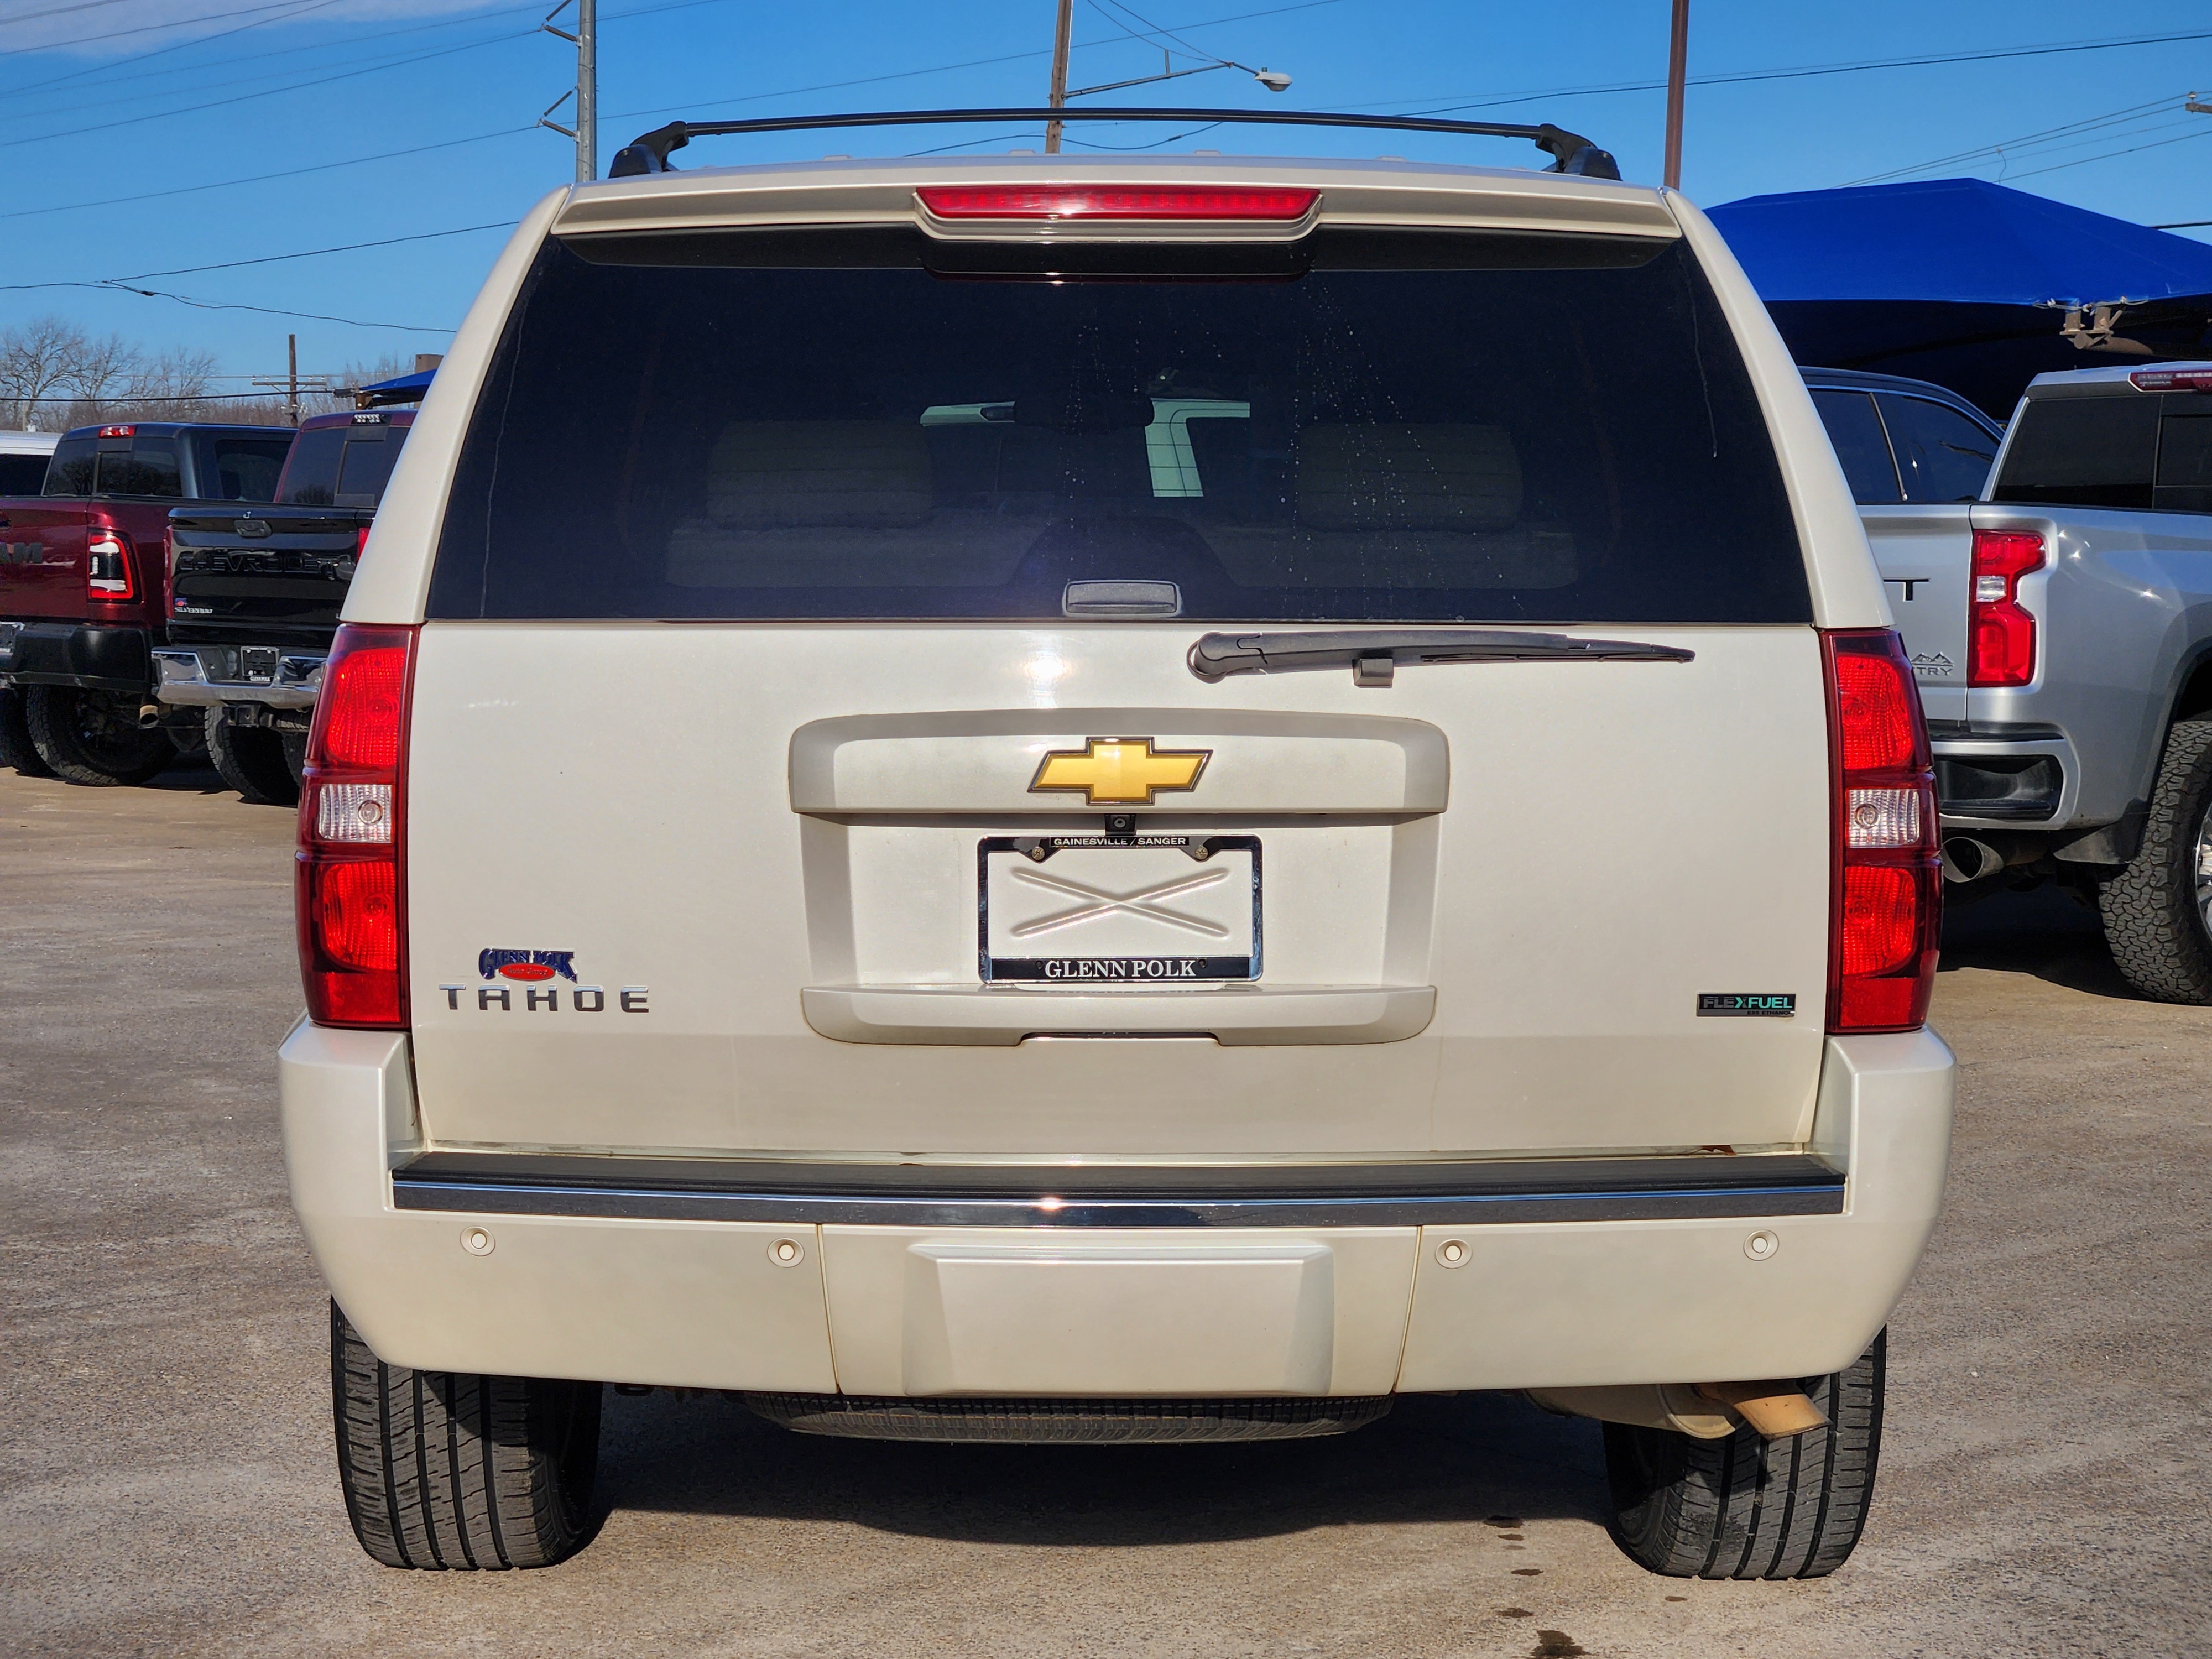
<box><xmin>1187</xmin><ymin>628</ymin><xmax>1694</xmax><ymax>685</ymax></box>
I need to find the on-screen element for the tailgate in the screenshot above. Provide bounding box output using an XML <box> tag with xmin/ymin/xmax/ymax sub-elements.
<box><xmin>1857</xmin><ymin>504</ymin><xmax>1970</xmax><ymax>724</ymax></box>
<box><xmin>404</xmin><ymin>623</ymin><xmax>1830</xmax><ymax>1160</ymax></box>
<box><xmin>168</xmin><ymin>508</ymin><xmax>359</xmax><ymax>641</ymax></box>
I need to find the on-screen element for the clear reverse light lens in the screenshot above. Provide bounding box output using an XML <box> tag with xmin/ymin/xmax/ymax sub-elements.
<box><xmin>316</xmin><ymin>781</ymin><xmax>392</xmax><ymax>844</ymax></box>
<box><xmin>1847</xmin><ymin>786</ymin><xmax>1921</xmax><ymax>849</ymax></box>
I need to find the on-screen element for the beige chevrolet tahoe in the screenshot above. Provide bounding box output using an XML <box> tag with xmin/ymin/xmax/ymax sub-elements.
<box><xmin>282</xmin><ymin>111</ymin><xmax>1952</xmax><ymax>1580</ymax></box>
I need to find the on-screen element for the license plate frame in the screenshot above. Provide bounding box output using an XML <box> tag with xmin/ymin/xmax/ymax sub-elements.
<box><xmin>978</xmin><ymin>834</ymin><xmax>1261</xmax><ymax>984</ymax></box>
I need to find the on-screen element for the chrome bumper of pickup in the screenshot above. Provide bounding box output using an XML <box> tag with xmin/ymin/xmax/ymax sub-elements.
<box><xmin>152</xmin><ymin>645</ymin><xmax>324</xmax><ymax>709</ymax></box>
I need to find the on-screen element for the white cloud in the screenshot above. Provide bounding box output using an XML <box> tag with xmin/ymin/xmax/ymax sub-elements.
<box><xmin>0</xmin><ymin>0</ymin><xmax>515</xmax><ymax>58</ymax></box>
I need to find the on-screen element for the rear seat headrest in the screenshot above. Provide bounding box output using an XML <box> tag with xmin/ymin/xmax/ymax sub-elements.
<box><xmin>1298</xmin><ymin>424</ymin><xmax>1522</xmax><ymax>532</ymax></box>
<box><xmin>706</xmin><ymin>422</ymin><xmax>932</xmax><ymax>529</ymax></box>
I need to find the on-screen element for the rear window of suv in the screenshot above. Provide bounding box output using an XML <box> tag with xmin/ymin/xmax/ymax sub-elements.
<box><xmin>428</xmin><ymin>227</ymin><xmax>1810</xmax><ymax>624</ymax></box>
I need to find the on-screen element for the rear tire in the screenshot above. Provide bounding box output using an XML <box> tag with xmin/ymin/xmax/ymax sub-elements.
<box><xmin>0</xmin><ymin>687</ymin><xmax>55</xmax><ymax>777</ymax></box>
<box><xmin>23</xmin><ymin>685</ymin><xmax>173</xmax><ymax>785</ymax></box>
<box><xmin>205</xmin><ymin>709</ymin><xmax>301</xmax><ymax>806</ymax></box>
<box><xmin>2098</xmin><ymin>719</ymin><xmax>2212</xmax><ymax>1004</ymax></box>
<box><xmin>330</xmin><ymin>1303</ymin><xmax>602</xmax><ymax>1571</ymax></box>
<box><xmin>1602</xmin><ymin>1331</ymin><xmax>1885</xmax><ymax>1580</ymax></box>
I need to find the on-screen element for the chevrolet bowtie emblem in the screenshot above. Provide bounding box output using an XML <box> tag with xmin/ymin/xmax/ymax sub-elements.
<box><xmin>1029</xmin><ymin>737</ymin><xmax>1211</xmax><ymax>805</ymax></box>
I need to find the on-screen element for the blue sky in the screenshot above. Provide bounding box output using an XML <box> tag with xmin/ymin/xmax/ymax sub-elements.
<box><xmin>3</xmin><ymin>0</ymin><xmax>2210</xmax><ymax>387</ymax></box>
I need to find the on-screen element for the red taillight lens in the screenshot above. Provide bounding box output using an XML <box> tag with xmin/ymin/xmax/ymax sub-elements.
<box><xmin>355</xmin><ymin>524</ymin><xmax>372</xmax><ymax>560</ymax></box>
<box><xmin>296</xmin><ymin>623</ymin><xmax>415</xmax><ymax>1029</ymax></box>
<box><xmin>86</xmin><ymin>529</ymin><xmax>135</xmax><ymax>600</ymax></box>
<box><xmin>1967</xmin><ymin>529</ymin><xmax>2044</xmax><ymax>688</ymax></box>
<box><xmin>915</xmin><ymin>185</ymin><xmax>1319</xmax><ymax>221</ymax></box>
<box><xmin>1824</xmin><ymin>629</ymin><xmax>1940</xmax><ymax>1034</ymax></box>
<box><xmin>320</xmin><ymin>642</ymin><xmax>406</xmax><ymax>768</ymax></box>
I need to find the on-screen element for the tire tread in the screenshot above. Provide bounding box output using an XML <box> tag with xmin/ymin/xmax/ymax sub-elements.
<box><xmin>2100</xmin><ymin>719</ymin><xmax>2212</xmax><ymax>1005</ymax></box>
<box><xmin>328</xmin><ymin>1303</ymin><xmax>599</xmax><ymax>1571</ymax></box>
<box><xmin>1603</xmin><ymin>1331</ymin><xmax>1885</xmax><ymax>1580</ymax></box>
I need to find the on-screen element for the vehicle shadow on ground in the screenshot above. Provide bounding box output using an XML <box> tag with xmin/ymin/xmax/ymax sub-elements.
<box><xmin>143</xmin><ymin>763</ymin><xmax>269</xmax><ymax>801</ymax></box>
<box><xmin>598</xmin><ymin>1390</ymin><xmax>1609</xmax><ymax>1545</ymax></box>
<box><xmin>1937</xmin><ymin>881</ymin><xmax>2141</xmax><ymax>1001</ymax></box>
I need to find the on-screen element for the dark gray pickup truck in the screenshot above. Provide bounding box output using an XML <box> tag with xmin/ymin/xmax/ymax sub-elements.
<box><xmin>156</xmin><ymin>408</ymin><xmax>412</xmax><ymax>802</ymax></box>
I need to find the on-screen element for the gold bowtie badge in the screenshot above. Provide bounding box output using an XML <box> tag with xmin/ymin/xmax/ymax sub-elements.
<box><xmin>1029</xmin><ymin>737</ymin><xmax>1211</xmax><ymax>805</ymax></box>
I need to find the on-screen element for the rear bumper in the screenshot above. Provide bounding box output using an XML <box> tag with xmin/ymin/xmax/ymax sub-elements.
<box><xmin>1930</xmin><ymin>727</ymin><xmax>2076</xmax><ymax>829</ymax></box>
<box><xmin>0</xmin><ymin>620</ymin><xmax>152</xmax><ymax>694</ymax></box>
<box><xmin>281</xmin><ymin>1021</ymin><xmax>1953</xmax><ymax>1394</ymax></box>
<box><xmin>152</xmin><ymin>644</ymin><xmax>324</xmax><ymax>709</ymax></box>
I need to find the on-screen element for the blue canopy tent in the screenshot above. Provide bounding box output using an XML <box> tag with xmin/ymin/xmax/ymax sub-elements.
<box><xmin>353</xmin><ymin>367</ymin><xmax>435</xmax><ymax>409</ymax></box>
<box><xmin>1706</xmin><ymin>178</ymin><xmax>2212</xmax><ymax>418</ymax></box>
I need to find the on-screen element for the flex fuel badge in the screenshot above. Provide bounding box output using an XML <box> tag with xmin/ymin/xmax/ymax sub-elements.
<box><xmin>1697</xmin><ymin>993</ymin><xmax>1797</xmax><ymax>1018</ymax></box>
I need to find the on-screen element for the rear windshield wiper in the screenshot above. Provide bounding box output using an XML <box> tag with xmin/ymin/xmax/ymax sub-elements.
<box><xmin>1187</xmin><ymin>628</ymin><xmax>1695</xmax><ymax>686</ymax></box>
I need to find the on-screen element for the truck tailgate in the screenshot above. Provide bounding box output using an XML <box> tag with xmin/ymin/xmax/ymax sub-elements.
<box><xmin>1859</xmin><ymin>503</ymin><xmax>1971</xmax><ymax>723</ymax></box>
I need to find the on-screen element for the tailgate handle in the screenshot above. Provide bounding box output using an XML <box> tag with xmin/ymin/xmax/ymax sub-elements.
<box><xmin>1188</xmin><ymin>628</ymin><xmax>1694</xmax><ymax>684</ymax></box>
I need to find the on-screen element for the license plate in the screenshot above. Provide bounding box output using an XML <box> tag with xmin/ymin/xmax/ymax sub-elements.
<box><xmin>978</xmin><ymin>835</ymin><xmax>1260</xmax><ymax>983</ymax></box>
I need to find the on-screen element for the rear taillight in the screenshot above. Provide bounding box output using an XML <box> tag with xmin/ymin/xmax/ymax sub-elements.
<box><xmin>355</xmin><ymin>525</ymin><xmax>371</xmax><ymax>560</ymax></box>
<box><xmin>915</xmin><ymin>185</ymin><xmax>1319</xmax><ymax>221</ymax></box>
<box><xmin>296</xmin><ymin>623</ymin><xmax>415</xmax><ymax>1027</ymax></box>
<box><xmin>86</xmin><ymin>529</ymin><xmax>135</xmax><ymax>599</ymax></box>
<box><xmin>1824</xmin><ymin>629</ymin><xmax>1940</xmax><ymax>1034</ymax></box>
<box><xmin>1967</xmin><ymin>529</ymin><xmax>2044</xmax><ymax>687</ymax></box>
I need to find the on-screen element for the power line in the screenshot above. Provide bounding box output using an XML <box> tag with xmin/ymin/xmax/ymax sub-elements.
<box><xmin>7</xmin><ymin>0</ymin><xmax>322</xmax><ymax>58</ymax></box>
<box><xmin>0</xmin><ymin>0</ymin><xmax>1340</xmax><ymax>187</ymax></box>
<box><xmin>2</xmin><ymin>0</ymin><xmax>367</xmax><ymax>106</ymax></box>
<box><xmin>0</xmin><ymin>27</ymin><xmax>533</xmax><ymax>150</ymax></box>
<box><xmin>1843</xmin><ymin>94</ymin><xmax>2185</xmax><ymax>186</ymax></box>
<box><xmin>601</xmin><ymin>0</ymin><xmax>1344</xmax><ymax>127</ymax></box>
<box><xmin>111</xmin><ymin>221</ymin><xmax>517</xmax><ymax>281</ymax></box>
<box><xmin>9</xmin><ymin>388</ymin><xmax>333</xmax><ymax>404</ymax></box>
<box><xmin>1331</xmin><ymin>26</ymin><xmax>2212</xmax><ymax>122</ymax></box>
<box><xmin>2005</xmin><ymin>119</ymin><xmax>2212</xmax><ymax>181</ymax></box>
<box><xmin>0</xmin><ymin>126</ymin><xmax>537</xmax><ymax>222</ymax></box>
<box><xmin>96</xmin><ymin>280</ymin><xmax>453</xmax><ymax>333</ymax></box>
<box><xmin>2154</xmin><ymin>219</ymin><xmax>2212</xmax><ymax>229</ymax></box>
<box><xmin>0</xmin><ymin>0</ymin><xmax>154</xmax><ymax>30</ymax></box>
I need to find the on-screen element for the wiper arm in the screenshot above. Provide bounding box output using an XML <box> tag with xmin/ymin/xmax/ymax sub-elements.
<box><xmin>1188</xmin><ymin>629</ymin><xmax>1694</xmax><ymax>686</ymax></box>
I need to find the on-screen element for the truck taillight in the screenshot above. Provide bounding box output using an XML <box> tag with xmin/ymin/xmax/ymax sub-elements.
<box><xmin>1824</xmin><ymin>629</ymin><xmax>1940</xmax><ymax>1034</ymax></box>
<box><xmin>297</xmin><ymin>624</ymin><xmax>415</xmax><ymax>1028</ymax></box>
<box><xmin>1967</xmin><ymin>529</ymin><xmax>2044</xmax><ymax>687</ymax></box>
<box><xmin>86</xmin><ymin>530</ymin><xmax>135</xmax><ymax>599</ymax></box>
<box><xmin>356</xmin><ymin>525</ymin><xmax>371</xmax><ymax>559</ymax></box>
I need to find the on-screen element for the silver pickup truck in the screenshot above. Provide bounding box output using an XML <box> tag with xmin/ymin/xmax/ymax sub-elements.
<box><xmin>1811</xmin><ymin>362</ymin><xmax>2212</xmax><ymax>1003</ymax></box>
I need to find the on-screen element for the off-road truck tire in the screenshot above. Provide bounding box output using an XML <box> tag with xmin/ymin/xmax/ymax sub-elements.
<box><xmin>0</xmin><ymin>687</ymin><xmax>55</xmax><ymax>776</ymax></box>
<box><xmin>205</xmin><ymin>708</ymin><xmax>300</xmax><ymax>806</ymax></box>
<box><xmin>2099</xmin><ymin>718</ymin><xmax>2212</xmax><ymax>1004</ymax></box>
<box><xmin>1602</xmin><ymin>1331</ymin><xmax>1885</xmax><ymax>1580</ymax></box>
<box><xmin>331</xmin><ymin>1303</ymin><xmax>602</xmax><ymax>1570</ymax></box>
<box><xmin>23</xmin><ymin>685</ymin><xmax>173</xmax><ymax>785</ymax></box>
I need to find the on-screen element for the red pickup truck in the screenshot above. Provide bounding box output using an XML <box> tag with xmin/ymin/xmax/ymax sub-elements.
<box><xmin>0</xmin><ymin>421</ymin><xmax>293</xmax><ymax>784</ymax></box>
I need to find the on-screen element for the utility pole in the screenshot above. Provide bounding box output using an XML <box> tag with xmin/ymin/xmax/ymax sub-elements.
<box><xmin>1045</xmin><ymin>0</ymin><xmax>1073</xmax><ymax>155</ymax></box>
<box><xmin>540</xmin><ymin>0</ymin><xmax>598</xmax><ymax>181</ymax></box>
<box><xmin>251</xmin><ymin>336</ymin><xmax>333</xmax><ymax>424</ymax></box>
<box><xmin>1662</xmin><ymin>0</ymin><xmax>1689</xmax><ymax>190</ymax></box>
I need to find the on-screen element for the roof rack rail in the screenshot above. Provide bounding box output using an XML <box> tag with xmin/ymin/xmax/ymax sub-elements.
<box><xmin>606</xmin><ymin>107</ymin><xmax>1620</xmax><ymax>182</ymax></box>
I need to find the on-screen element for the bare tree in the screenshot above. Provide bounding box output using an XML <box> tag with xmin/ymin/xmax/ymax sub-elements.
<box><xmin>0</xmin><ymin>316</ymin><xmax>96</xmax><ymax>429</ymax></box>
